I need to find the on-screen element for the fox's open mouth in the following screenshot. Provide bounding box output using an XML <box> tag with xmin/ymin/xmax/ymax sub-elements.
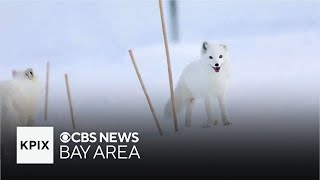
<box><xmin>211</xmin><ymin>65</ymin><xmax>221</xmax><ymax>72</ymax></box>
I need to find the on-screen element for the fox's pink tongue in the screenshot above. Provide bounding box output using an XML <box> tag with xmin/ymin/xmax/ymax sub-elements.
<box><xmin>213</xmin><ymin>66</ymin><xmax>220</xmax><ymax>72</ymax></box>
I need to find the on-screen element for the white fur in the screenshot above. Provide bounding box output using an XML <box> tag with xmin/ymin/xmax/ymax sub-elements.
<box><xmin>164</xmin><ymin>42</ymin><xmax>232</xmax><ymax>127</ymax></box>
<box><xmin>0</xmin><ymin>68</ymin><xmax>41</xmax><ymax>160</ymax></box>
<box><xmin>0</xmin><ymin>68</ymin><xmax>41</xmax><ymax>138</ymax></box>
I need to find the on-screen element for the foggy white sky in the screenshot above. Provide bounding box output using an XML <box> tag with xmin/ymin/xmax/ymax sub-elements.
<box><xmin>0</xmin><ymin>0</ymin><xmax>319</xmax><ymax>66</ymax></box>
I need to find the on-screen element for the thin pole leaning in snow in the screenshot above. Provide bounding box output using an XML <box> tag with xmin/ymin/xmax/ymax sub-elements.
<box><xmin>128</xmin><ymin>50</ymin><xmax>163</xmax><ymax>136</ymax></box>
<box><xmin>158</xmin><ymin>0</ymin><xmax>178</xmax><ymax>132</ymax></box>
<box><xmin>64</xmin><ymin>73</ymin><xmax>76</xmax><ymax>129</ymax></box>
<box><xmin>44</xmin><ymin>61</ymin><xmax>50</xmax><ymax>120</ymax></box>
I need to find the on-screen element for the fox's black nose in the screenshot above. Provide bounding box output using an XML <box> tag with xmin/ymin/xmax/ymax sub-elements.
<box><xmin>215</xmin><ymin>63</ymin><xmax>219</xmax><ymax>67</ymax></box>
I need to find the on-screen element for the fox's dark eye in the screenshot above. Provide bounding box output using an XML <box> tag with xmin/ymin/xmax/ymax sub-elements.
<box><xmin>219</xmin><ymin>55</ymin><xmax>223</xmax><ymax>58</ymax></box>
<box><xmin>209</xmin><ymin>56</ymin><xmax>213</xmax><ymax>59</ymax></box>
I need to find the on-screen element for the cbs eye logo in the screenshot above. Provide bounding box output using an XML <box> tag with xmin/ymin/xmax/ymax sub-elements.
<box><xmin>59</xmin><ymin>132</ymin><xmax>97</xmax><ymax>143</ymax></box>
<box><xmin>60</xmin><ymin>132</ymin><xmax>71</xmax><ymax>143</ymax></box>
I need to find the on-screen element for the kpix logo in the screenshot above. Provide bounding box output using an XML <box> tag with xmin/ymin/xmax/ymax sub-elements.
<box><xmin>16</xmin><ymin>127</ymin><xmax>54</xmax><ymax>164</ymax></box>
<box><xmin>20</xmin><ymin>140</ymin><xmax>50</xmax><ymax>150</ymax></box>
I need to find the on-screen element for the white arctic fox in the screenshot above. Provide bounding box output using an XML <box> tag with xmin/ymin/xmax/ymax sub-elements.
<box><xmin>164</xmin><ymin>41</ymin><xmax>231</xmax><ymax>127</ymax></box>
<box><xmin>0</xmin><ymin>68</ymin><xmax>41</xmax><ymax>129</ymax></box>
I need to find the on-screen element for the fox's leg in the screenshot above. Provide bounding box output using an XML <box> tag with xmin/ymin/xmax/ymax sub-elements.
<box><xmin>26</xmin><ymin>104</ymin><xmax>37</xmax><ymax>126</ymax></box>
<box><xmin>218</xmin><ymin>95</ymin><xmax>231</xmax><ymax>126</ymax></box>
<box><xmin>185</xmin><ymin>98</ymin><xmax>194</xmax><ymax>127</ymax></box>
<box><xmin>27</xmin><ymin>115</ymin><xmax>35</xmax><ymax>126</ymax></box>
<box><xmin>203</xmin><ymin>96</ymin><xmax>218</xmax><ymax>128</ymax></box>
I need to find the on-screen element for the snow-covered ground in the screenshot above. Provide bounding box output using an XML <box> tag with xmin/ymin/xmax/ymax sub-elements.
<box><xmin>1</xmin><ymin>31</ymin><xmax>315</xmax><ymax>138</ymax></box>
<box><xmin>0</xmin><ymin>0</ymin><xmax>319</xmax><ymax>137</ymax></box>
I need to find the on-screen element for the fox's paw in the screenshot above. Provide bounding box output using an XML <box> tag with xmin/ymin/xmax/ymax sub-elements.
<box><xmin>223</xmin><ymin>120</ymin><xmax>232</xmax><ymax>126</ymax></box>
<box><xmin>213</xmin><ymin>120</ymin><xmax>219</xmax><ymax>126</ymax></box>
<box><xmin>202</xmin><ymin>121</ymin><xmax>218</xmax><ymax>128</ymax></box>
<box><xmin>202</xmin><ymin>123</ymin><xmax>212</xmax><ymax>128</ymax></box>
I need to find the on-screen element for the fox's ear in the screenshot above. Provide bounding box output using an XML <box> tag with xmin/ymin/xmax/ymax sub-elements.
<box><xmin>220</xmin><ymin>44</ymin><xmax>228</xmax><ymax>50</ymax></box>
<box><xmin>202</xmin><ymin>41</ymin><xmax>209</xmax><ymax>54</ymax></box>
<box><xmin>12</xmin><ymin>70</ymin><xmax>17</xmax><ymax>77</ymax></box>
<box><xmin>25</xmin><ymin>68</ymin><xmax>34</xmax><ymax>79</ymax></box>
<box><xmin>26</xmin><ymin>68</ymin><xmax>33</xmax><ymax>74</ymax></box>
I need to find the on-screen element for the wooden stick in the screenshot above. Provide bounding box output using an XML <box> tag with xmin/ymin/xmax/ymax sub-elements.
<box><xmin>64</xmin><ymin>74</ymin><xmax>76</xmax><ymax>129</ymax></box>
<box><xmin>44</xmin><ymin>62</ymin><xmax>50</xmax><ymax>120</ymax></box>
<box><xmin>128</xmin><ymin>50</ymin><xmax>163</xmax><ymax>136</ymax></box>
<box><xmin>158</xmin><ymin>0</ymin><xmax>178</xmax><ymax>132</ymax></box>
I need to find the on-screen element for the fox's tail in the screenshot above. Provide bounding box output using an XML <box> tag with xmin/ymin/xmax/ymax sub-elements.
<box><xmin>164</xmin><ymin>81</ymin><xmax>192</xmax><ymax>119</ymax></box>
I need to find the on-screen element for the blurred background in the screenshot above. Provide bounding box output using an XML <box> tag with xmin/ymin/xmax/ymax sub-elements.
<box><xmin>0</xmin><ymin>0</ymin><xmax>319</xmax><ymax>67</ymax></box>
